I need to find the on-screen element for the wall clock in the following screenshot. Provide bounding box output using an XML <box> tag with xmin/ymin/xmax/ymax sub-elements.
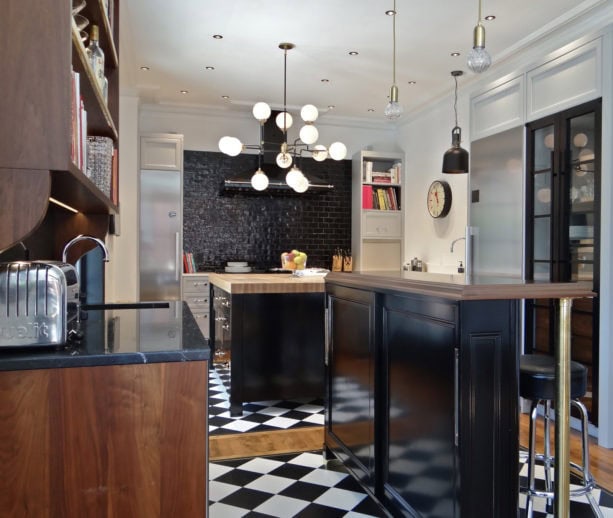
<box><xmin>427</xmin><ymin>180</ymin><xmax>452</xmax><ymax>218</ymax></box>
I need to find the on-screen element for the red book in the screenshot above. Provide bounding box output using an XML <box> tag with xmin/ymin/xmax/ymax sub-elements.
<box><xmin>362</xmin><ymin>185</ymin><xmax>373</xmax><ymax>209</ymax></box>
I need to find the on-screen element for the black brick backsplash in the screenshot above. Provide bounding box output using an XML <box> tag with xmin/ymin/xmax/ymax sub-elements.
<box><xmin>183</xmin><ymin>151</ymin><xmax>352</xmax><ymax>271</ymax></box>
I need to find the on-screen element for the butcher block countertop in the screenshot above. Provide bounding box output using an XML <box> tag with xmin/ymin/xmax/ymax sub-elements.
<box><xmin>209</xmin><ymin>273</ymin><xmax>326</xmax><ymax>294</ymax></box>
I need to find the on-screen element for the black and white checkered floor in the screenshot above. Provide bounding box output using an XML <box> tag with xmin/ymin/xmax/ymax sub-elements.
<box><xmin>209</xmin><ymin>364</ymin><xmax>324</xmax><ymax>436</ymax></box>
<box><xmin>208</xmin><ymin>364</ymin><xmax>613</xmax><ymax>517</ymax></box>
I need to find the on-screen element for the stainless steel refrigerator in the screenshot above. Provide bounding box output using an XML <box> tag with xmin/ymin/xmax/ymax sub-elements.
<box><xmin>139</xmin><ymin>169</ymin><xmax>182</xmax><ymax>301</ymax></box>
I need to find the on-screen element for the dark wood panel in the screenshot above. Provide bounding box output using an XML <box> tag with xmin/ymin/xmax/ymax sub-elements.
<box><xmin>0</xmin><ymin>361</ymin><xmax>208</xmax><ymax>518</ymax></box>
<box><xmin>0</xmin><ymin>1</ymin><xmax>71</xmax><ymax>171</ymax></box>
<box><xmin>0</xmin><ymin>169</ymin><xmax>50</xmax><ymax>251</ymax></box>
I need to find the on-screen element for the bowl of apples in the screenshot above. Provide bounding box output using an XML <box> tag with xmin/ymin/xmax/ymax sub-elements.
<box><xmin>281</xmin><ymin>250</ymin><xmax>308</xmax><ymax>270</ymax></box>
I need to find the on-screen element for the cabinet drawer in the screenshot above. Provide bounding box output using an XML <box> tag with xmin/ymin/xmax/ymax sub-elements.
<box><xmin>183</xmin><ymin>278</ymin><xmax>210</xmax><ymax>293</ymax></box>
<box><xmin>362</xmin><ymin>212</ymin><xmax>402</xmax><ymax>238</ymax></box>
<box><xmin>185</xmin><ymin>294</ymin><xmax>210</xmax><ymax>307</ymax></box>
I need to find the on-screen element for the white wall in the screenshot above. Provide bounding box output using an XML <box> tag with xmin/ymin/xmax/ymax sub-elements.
<box><xmin>105</xmin><ymin>95</ymin><xmax>140</xmax><ymax>302</ymax></box>
<box><xmin>397</xmin><ymin>94</ymin><xmax>471</xmax><ymax>271</ymax></box>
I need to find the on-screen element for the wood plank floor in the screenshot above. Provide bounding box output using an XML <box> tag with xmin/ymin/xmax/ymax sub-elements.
<box><xmin>519</xmin><ymin>413</ymin><xmax>613</xmax><ymax>492</ymax></box>
<box><xmin>211</xmin><ymin>418</ymin><xmax>613</xmax><ymax>493</ymax></box>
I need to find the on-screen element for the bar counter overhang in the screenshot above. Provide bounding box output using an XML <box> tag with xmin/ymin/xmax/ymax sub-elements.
<box><xmin>324</xmin><ymin>270</ymin><xmax>595</xmax><ymax>518</ymax></box>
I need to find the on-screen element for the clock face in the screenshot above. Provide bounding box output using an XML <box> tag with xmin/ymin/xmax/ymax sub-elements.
<box><xmin>427</xmin><ymin>180</ymin><xmax>452</xmax><ymax>218</ymax></box>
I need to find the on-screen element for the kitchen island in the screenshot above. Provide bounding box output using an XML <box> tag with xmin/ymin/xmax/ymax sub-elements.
<box><xmin>0</xmin><ymin>302</ymin><xmax>210</xmax><ymax>518</ymax></box>
<box><xmin>324</xmin><ymin>270</ymin><xmax>594</xmax><ymax>518</ymax></box>
<box><xmin>209</xmin><ymin>273</ymin><xmax>326</xmax><ymax>416</ymax></box>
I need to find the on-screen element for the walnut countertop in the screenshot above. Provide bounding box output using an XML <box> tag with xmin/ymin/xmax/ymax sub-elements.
<box><xmin>208</xmin><ymin>273</ymin><xmax>326</xmax><ymax>294</ymax></box>
<box><xmin>326</xmin><ymin>271</ymin><xmax>595</xmax><ymax>301</ymax></box>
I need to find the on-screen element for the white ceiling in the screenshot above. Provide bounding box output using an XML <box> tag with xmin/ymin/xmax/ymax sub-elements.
<box><xmin>120</xmin><ymin>0</ymin><xmax>604</xmax><ymax>122</ymax></box>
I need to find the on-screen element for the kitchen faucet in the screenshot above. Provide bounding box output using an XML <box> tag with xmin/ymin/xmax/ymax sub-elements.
<box><xmin>450</xmin><ymin>236</ymin><xmax>466</xmax><ymax>253</ymax></box>
<box><xmin>62</xmin><ymin>234</ymin><xmax>110</xmax><ymax>263</ymax></box>
<box><xmin>62</xmin><ymin>235</ymin><xmax>110</xmax><ymax>327</ymax></box>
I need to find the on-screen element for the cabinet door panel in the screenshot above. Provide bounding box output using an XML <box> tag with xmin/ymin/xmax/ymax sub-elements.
<box><xmin>383</xmin><ymin>297</ymin><xmax>457</xmax><ymax>517</ymax></box>
<box><xmin>327</xmin><ymin>287</ymin><xmax>375</xmax><ymax>488</ymax></box>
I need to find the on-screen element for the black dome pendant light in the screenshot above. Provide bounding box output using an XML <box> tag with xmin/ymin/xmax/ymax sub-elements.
<box><xmin>442</xmin><ymin>70</ymin><xmax>469</xmax><ymax>174</ymax></box>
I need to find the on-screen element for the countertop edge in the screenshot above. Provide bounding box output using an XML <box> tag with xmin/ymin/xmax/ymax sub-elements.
<box><xmin>325</xmin><ymin>271</ymin><xmax>595</xmax><ymax>300</ymax></box>
<box><xmin>209</xmin><ymin>273</ymin><xmax>326</xmax><ymax>294</ymax></box>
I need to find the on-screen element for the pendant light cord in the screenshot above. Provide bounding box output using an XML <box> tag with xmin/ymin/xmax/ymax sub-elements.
<box><xmin>477</xmin><ymin>0</ymin><xmax>482</xmax><ymax>23</ymax></box>
<box><xmin>392</xmin><ymin>0</ymin><xmax>397</xmax><ymax>85</ymax></box>
<box><xmin>282</xmin><ymin>47</ymin><xmax>288</xmax><ymax>136</ymax></box>
<box><xmin>454</xmin><ymin>74</ymin><xmax>459</xmax><ymax>127</ymax></box>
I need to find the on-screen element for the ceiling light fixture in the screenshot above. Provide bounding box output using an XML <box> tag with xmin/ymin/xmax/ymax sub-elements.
<box><xmin>484</xmin><ymin>15</ymin><xmax>496</xmax><ymax>20</ymax></box>
<box><xmin>205</xmin><ymin>66</ymin><xmax>215</xmax><ymax>70</ymax></box>
<box><xmin>218</xmin><ymin>42</ymin><xmax>347</xmax><ymax>193</ymax></box>
<box><xmin>467</xmin><ymin>0</ymin><xmax>492</xmax><ymax>73</ymax></box>
<box><xmin>384</xmin><ymin>0</ymin><xmax>402</xmax><ymax>120</ymax></box>
<box><xmin>140</xmin><ymin>66</ymin><xmax>150</xmax><ymax>71</ymax></box>
<box><xmin>442</xmin><ymin>71</ymin><xmax>469</xmax><ymax>174</ymax></box>
<box><xmin>349</xmin><ymin>51</ymin><xmax>359</xmax><ymax>56</ymax></box>
<box><xmin>451</xmin><ymin>52</ymin><xmax>461</xmax><ymax>57</ymax></box>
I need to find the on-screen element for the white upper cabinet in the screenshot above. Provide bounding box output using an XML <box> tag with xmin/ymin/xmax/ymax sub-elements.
<box><xmin>471</xmin><ymin>76</ymin><xmax>525</xmax><ymax>141</ymax></box>
<box><xmin>140</xmin><ymin>133</ymin><xmax>184</xmax><ymax>171</ymax></box>
<box><xmin>527</xmin><ymin>38</ymin><xmax>601</xmax><ymax>122</ymax></box>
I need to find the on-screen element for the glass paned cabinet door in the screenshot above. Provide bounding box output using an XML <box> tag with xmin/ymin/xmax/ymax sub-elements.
<box><xmin>525</xmin><ymin>98</ymin><xmax>601</xmax><ymax>423</ymax></box>
<box><xmin>567</xmin><ymin>111</ymin><xmax>596</xmax><ymax>282</ymax></box>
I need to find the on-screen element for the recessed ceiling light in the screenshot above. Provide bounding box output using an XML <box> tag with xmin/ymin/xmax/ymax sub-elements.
<box><xmin>180</xmin><ymin>90</ymin><xmax>189</xmax><ymax>94</ymax></box>
<box><xmin>408</xmin><ymin>81</ymin><xmax>416</xmax><ymax>85</ymax></box>
<box><xmin>205</xmin><ymin>66</ymin><xmax>215</xmax><ymax>71</ymax></box>
<box><xmin>321</xmin><ymin>78</ymin><xmax>329</xmax><ymax>83</ymax></box>
<box><xmin>368</xmin><ymin>108</ymin><xmax>375</xmax><ymax>112</ymax></box>
<box><xmin>222</xmin><ymin>95</ymin><xmax>230</xmax><ymax>100</ymax></box>
<box><xmin>385</xmin><ymin>9</ymin><xmax>396</xmax><ymax>15</ymax></box>
<box><xmin>328</xmin><ymin>105</ymin><xmax>335</xmax><ymax>110</ymax></box>
<box><xmin>485</xmin><ymin>15</ymin><xmax>496</xmax><ymax>20</ymax></box>
<box><xmin>451</xmin><ymin>52</ymin><xmax>461</xmax><ymax>57</ymax></box>
<box><xmin>140</xmin><ymin>66</ymin><xmax>150</xmax><ymax>71</ymax></box>
<box><xmin>349</xmin><ymin>51</ymin><xmax>359</xmax><ymax>56</ymax></box>
<box><xmin>213</xmin><ymin>34</ymin><xmax>223</xmax><ymax>39</ymax></box>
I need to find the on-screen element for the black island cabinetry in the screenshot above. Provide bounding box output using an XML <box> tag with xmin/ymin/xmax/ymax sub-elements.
<box><xmin>325</xmin><ymin>273</ymin><xmax>526</xmax><ymax>517</ymax></box>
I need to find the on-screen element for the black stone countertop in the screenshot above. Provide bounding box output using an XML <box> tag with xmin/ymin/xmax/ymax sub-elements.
<box><xmin>0</xmin><ymin>301</ymin><xmax>210</xmax><ymax>372</ymax></box>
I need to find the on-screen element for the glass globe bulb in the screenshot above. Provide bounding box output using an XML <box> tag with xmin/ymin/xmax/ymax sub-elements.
<box><xmin>312</xmin><ymin>144</ymin><xmax>328</xmax><ymax>162</ymax></box>
<box><xmin>300</xmin><ymin>104</ymin><xmax>319</xmax><ymax>123</ymax></box>
<box><xmin>467</xmin><ymin>46</ymin><xmax>491</xmax><ymax>73</ymax></box>
<box><xmin>250</xmin><ymin>168</ymin><xmax>269</xmax><ymax>191</ymax></box>
<box><xmin>328</xmin><ymin>142</ymin><xmax>347</xmax><ymax>161</ymax></box>
<box><xmin>276</xmin><ymin>152</ymin><xmax>293</xmax><ymax>168</ymax></box>
<box><xmin>218</xmin><ymin>136</ymin><xmax>243</xmax><ymax>156</ymax></box>
<box><xmin>252</xmin><ymin>102</ymin><xmax>271</xmax><ymax>122</ymax></box>
<box><xmin>384</xmin><ymin>100</ymin><xmax>403</xmax><ymax>120</ymax></box>
<box><xmin>275</xmin><ymin>111</ymin><xmax>293</xmax><ymax>131</ymax></box>
<box><xmin>299</xmin><ymin>124</ymin><xmax>319</xmax><ymax>145</ymax></box>
<box><xmin>286</xmin><ymin>166</ymin><xmax>304</xmax><ymax>188</ymax></box>
<box><xmin>292</xmin><ymin>175</ymin><xmax>309</xmax><ymax>193</ymax></box>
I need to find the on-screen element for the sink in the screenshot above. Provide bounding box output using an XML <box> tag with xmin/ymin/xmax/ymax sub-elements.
<box><xmin>82</xmin><ymin>302</ymin><xmax>171</xmax><ymax>310</ymax></box>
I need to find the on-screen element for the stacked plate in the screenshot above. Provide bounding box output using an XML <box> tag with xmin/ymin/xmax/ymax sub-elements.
<box><xmin>225</xmin><ymin>261</ymin><xmax>252</xmax><ymax>273</ymax></box>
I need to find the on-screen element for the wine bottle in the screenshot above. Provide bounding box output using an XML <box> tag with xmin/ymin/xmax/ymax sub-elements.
<box><xmin>86</xmin><ymin>25</ymin><xmax>105</xmax><ymax>92</ymax></box>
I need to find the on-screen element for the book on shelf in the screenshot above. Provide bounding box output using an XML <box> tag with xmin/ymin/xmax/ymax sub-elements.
<box><xmin>362</xmin><ymin>185</ymin><xmax>373</xmax><ymax>209</ymax></box>
<box><xmin>363</xmin><ymin>160</ymin><xmax>373</xmax><ymax>182</ymax></box>
<box><xmin>183</xmin><ymin>252</ymin><xmax>197</xmax><ymax>273</ymax></box>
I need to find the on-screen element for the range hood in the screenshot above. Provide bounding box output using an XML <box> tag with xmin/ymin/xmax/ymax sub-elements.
<box><xmin>222</xmin><ymin>111</ymin><xmax>335</xmax><ymax>193</ymax></box>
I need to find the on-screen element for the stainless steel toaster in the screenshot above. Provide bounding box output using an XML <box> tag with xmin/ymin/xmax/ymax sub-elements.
<box><xmin>0</xmin><ymin>261</ymin><xmax>80</xmax><ymax>347</ymax></box>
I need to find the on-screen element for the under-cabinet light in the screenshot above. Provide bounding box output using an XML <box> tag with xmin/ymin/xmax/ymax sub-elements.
<box><xmin>49</xmin><ymin>197</ymin><xmax>79</xmax><ymax>213</ymax></box>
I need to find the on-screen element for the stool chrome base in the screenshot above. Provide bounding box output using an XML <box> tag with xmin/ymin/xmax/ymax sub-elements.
<box><xmin>523</xmin><ymin>399</ymin><xmax>603</xmax><ymax>518</ymax></box>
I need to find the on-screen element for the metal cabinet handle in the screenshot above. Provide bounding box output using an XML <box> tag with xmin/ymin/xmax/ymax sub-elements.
<box><xmin>324</xmin><ymin>307</ymin><xmax>330</xmax><ymax>366</ymax></box>
<box><xmin>175</xmin><ymin>232</ymin><xmax>180</xmax><ymax>281</ymax></box>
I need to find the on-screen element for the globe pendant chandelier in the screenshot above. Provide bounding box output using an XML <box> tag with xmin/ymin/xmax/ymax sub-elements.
<box><xmin>218</xmin><ymin>42</ymin><xmax>347</xmax><ymax>193</ymax></box>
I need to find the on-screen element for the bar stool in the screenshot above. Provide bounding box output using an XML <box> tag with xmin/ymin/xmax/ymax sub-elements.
<box><xmin>520</xmin><ymin>354</ymin><xmax>603</xmax><ymax>517</ymax></box>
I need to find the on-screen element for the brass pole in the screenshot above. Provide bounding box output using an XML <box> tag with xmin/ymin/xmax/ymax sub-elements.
<box><xmin>555</xmin><ymin>297</ymin><xmax>572</xmax><ymax>517</ymax></box>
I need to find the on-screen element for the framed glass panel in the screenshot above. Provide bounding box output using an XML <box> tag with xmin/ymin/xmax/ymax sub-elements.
<box><xmin>533</xmin><ymin>262</ymin><xmax>550</xmax><ymax>281</ymax></box>
<box><xmin>534</xmin><ymin>126</ymin><xmax>554</xmax><ymax>171</ymax></box>
<box><xmin>534</xmin><ymin>172</ymin><xmax>551</xmax><ymax>216</ymax></box>
<box><xmin>533</xmin><ymin>216</ymin><xmax>551</xmax><ymax>261</ymax></box>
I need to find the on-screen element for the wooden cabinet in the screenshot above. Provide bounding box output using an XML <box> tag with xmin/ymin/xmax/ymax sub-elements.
<box><xmin>352</xmin><ymin>150</ymin><xmax>404</xmax><ymax>271</ymax></box>
<box><xmin>525</xmin><ymin>98</ymin><xmax>601</xmax><ymax>422</ymax></box>
<box><xmin>0</xmin><ymin>361</ymin><xmax>208</xmax><ymax>518</ymax></box>
<box><xmin>183</xmin><ymin>274</ymin><xmax>210</xmax><ymax>340</ymax></box>
<box><xmin>325</xmin><ymin>281</ymin><xmax>519</xmax><ymax>517</ymax></box>
<box><xmin>0</xmin><ymin>0</ymin><xmax>119</xmax><ymax>256</ymax></box>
